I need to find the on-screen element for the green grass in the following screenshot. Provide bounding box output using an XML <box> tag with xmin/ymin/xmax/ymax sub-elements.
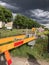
<box><xmin>0</xmin><ymin>29</ymin><xmax>49</xmax><ymax>61</ymax></box>
<box><xmin>10</xmin><ymin>37</ymin><xmax>49</xmax><ymax>61</ymax></box>
<box><xmin>0</xmin><ymin>29</ymin><xmax>31</xmax><ymax>38</ymax></box>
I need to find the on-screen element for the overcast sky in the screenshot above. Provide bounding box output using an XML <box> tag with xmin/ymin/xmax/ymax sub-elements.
<box><xmin>0</xmin><ymin>0</ymin><xmax>49</xmax><ymax>27</ymax></box>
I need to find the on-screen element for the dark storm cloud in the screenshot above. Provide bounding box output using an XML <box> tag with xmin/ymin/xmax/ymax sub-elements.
<box><xmin>1</xmin><ymin>0</ymin><xmax>49</xmax><ymax>10</ymax></box>
<box><xmin>0</xmin><ymin>1</ymin><xmax>20</xmax><ymax>10</ymax></box>
<box><xmin>0</xmin><ymin>0</ymin><xmax>49</xmax><ymax>25</ymax></box>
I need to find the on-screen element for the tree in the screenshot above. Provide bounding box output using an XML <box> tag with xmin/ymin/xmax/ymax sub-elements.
<box><xmin>3</xmin><ymin>8</ymin><xmax>12</xmax><ymax>22</ymax></box>
<box><xmin>0</xmin><ymin>8</ymin><xmax>5</xmax><ymax>21</ymax></box>
<box><xmin>13</xmin><ymin>14</ymin><xmax>41</xmax><ymax>29</ymax></box>
<box><xmin>0</xmin><ymin>6</ymin><xmax>12</xmax><ymax>22</ymax></box>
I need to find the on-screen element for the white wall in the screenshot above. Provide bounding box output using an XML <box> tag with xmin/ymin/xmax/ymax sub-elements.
<box><xmin>5</xmin><ymin>22</ymin><xmax>13</xmax><ymax>29</ymax></box>
<box><xmin>0</xmin><ymin>21</ymin><xmax>2</xmax><ymax>28</ymax></box>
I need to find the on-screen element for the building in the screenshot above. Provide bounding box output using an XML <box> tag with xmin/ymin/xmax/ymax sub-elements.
<box><xmin>5</xmin><ymin>22</ymin><xmax>13</xmax><ymax>30</ymax></box>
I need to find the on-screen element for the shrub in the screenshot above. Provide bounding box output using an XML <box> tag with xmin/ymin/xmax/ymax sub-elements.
<box><xmin>11</xmin><ymin>36</ymin><xmax>49</xmax><ymax>60</ymax></box>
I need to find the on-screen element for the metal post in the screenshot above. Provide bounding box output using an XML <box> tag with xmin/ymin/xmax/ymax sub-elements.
<box><xmin>0</xmin><ymin>32</ymin><xmax>1</xmax><ymax>38</ymax></box>
<box><xmin>47</xmin><ymin>34</ymin><xmax>49</xmax><ymax>53</ymax></box>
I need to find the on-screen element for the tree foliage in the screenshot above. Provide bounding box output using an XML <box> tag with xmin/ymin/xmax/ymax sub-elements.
<box><xmin>0</xmin><ymin>6</ymin><xmax>12</xmax><ymax>22</ymax></box>
<box><xmin>13</xmin><ymin>14</ymin><xmax>41</xmax><ymax>29</ymax></box>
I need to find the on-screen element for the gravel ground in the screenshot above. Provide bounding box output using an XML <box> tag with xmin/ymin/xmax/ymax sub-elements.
<box><xmin>0</xmin><ymin>55</ymin><xmax>49</xmax><ymax>65</ymax></box>
<box><xmin>11</xmin><ymin>57</ymin><xmax>49</xmax><ymax>65</ymax></box>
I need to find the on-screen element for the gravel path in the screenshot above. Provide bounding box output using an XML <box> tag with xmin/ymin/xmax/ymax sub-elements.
<box><xmin>0</xmin><ymin>55</ymin><xmax>49</xmax><ymax>65</ymax></box>
<box><xmin>11</xmin><ymin>57</ymin><xmax>49</xmax><ymax>65</ymax></box>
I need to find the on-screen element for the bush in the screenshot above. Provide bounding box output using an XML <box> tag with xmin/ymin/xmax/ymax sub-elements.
<box><xmin>11</xmin><ymin>44</ymin><xmax>31</xmax><ymax>57</ymax></box>
<box><xmin>32</xmin><ymin>37</ymin><xmax>49</xmax><ymax>59</ymax></box>
<box><xmin>11</xmin><ymin>36</ymin><xmax>49</xmax><ymax>60</ymax></box>
<box><xmin>11</xmin><ymin>37</ymin><xmax>49</xmax><ymax>59</ymax></box>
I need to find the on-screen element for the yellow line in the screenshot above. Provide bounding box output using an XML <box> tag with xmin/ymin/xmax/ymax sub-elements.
<box><xmin>0</xmin><ymin>36</ymin><xmax>36</xmax><ymax>53</ymax></box>
<box><xmin>0</xmin><ymin>35</ymin><xmax>25</xmax><ymax>44</ymax></box>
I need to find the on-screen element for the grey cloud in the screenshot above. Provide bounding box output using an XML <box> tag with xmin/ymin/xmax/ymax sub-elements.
<box><xmin>1</xmin><ymin>0</ymin><xmax>49</xmax><ymax>10</ymax></box>
<box><xmin>25</xmin><ymin>9</ymin><xmax>49</xmax><ymax>24</ymax></box>
<box><xmin>0</xmin><ymin>1</ymin><xmax>20</xmax><ymax>10</ymax></box>
<box><xmin>0</xmin><ymin>0</ymin><xmax>49</xmax><ymax>25</ymax></box>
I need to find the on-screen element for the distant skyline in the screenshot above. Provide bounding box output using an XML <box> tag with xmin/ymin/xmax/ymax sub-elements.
<box><xmin>0</xmin><ymin>0</ymin><xmax>49</xmax><ymax>28</ymax></box>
